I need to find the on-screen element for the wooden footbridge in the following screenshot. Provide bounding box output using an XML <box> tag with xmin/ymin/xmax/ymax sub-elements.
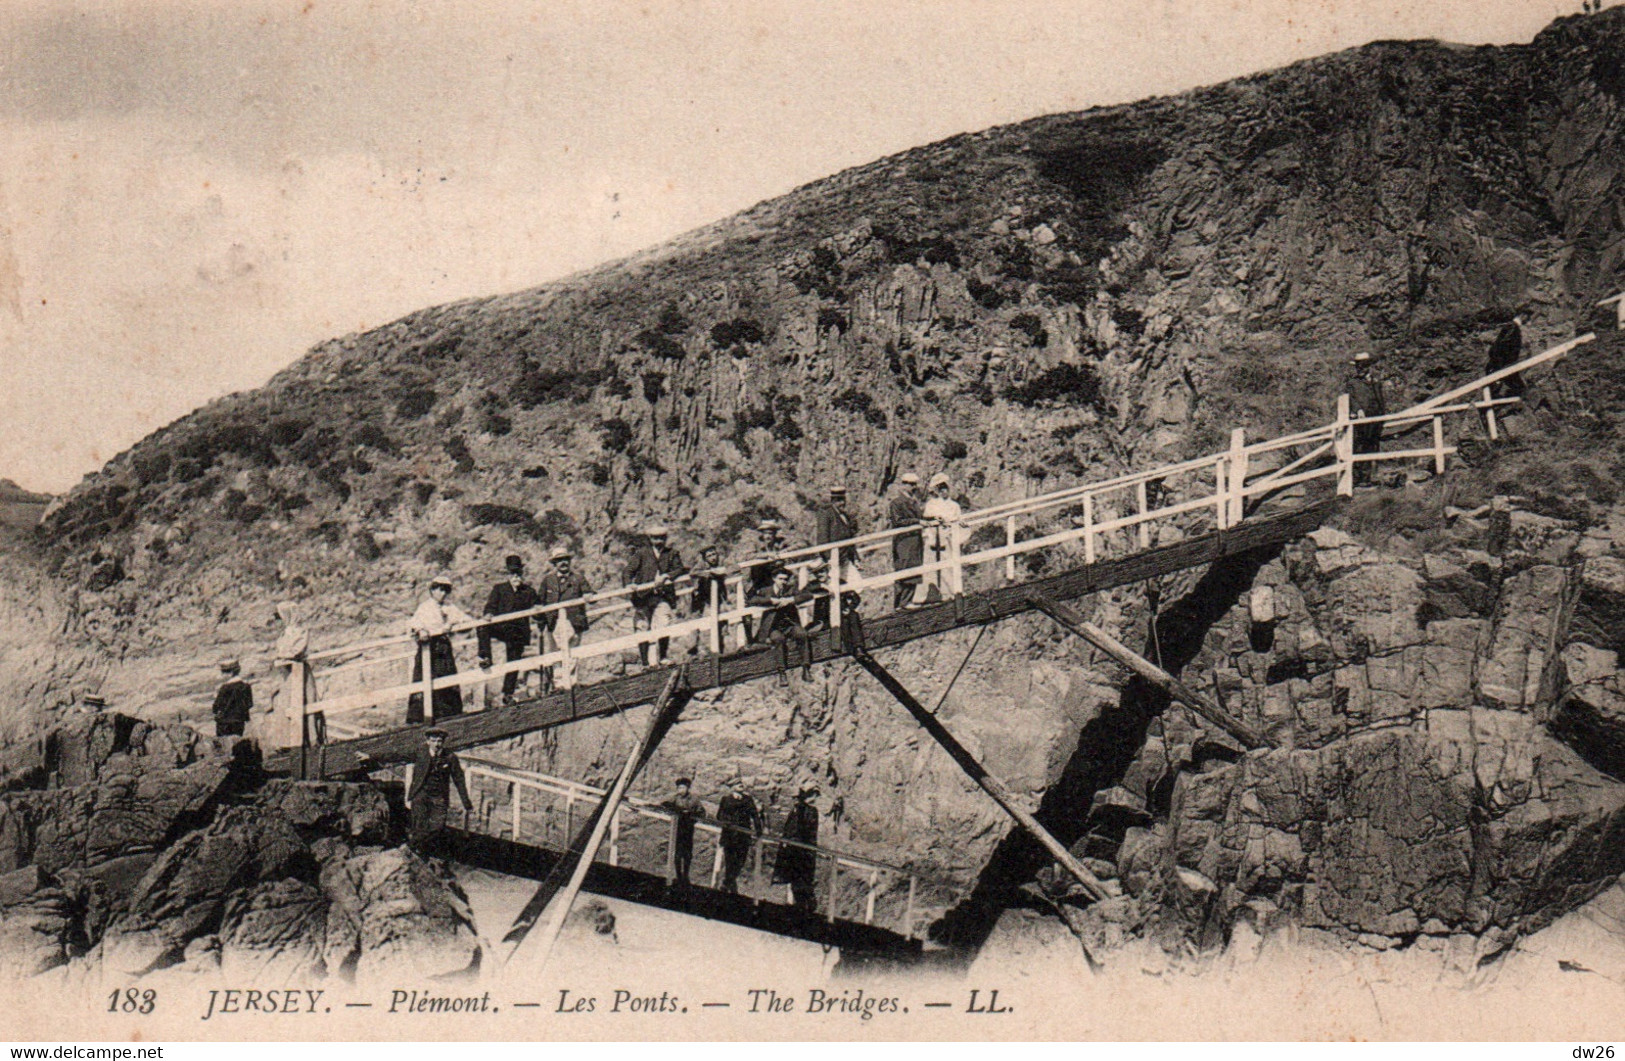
<box><xmin>249</xmin><ymin>332</ymin><xmax>1589</xmax><ymax>965</ymax></box>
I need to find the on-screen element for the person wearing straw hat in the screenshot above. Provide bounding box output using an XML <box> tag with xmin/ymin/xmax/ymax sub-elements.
<box><xmin>407</xmin><ymin>574</ymin><xmax>473</xmax><ymax>724</ymax></box>
<box><xmin>921</xmin><ymin>472</ymin><xmax>964</xmax><ymax>599</ymax></box>
<box><xmin>540</xmin><ymin>545</ymin><xmax>594</xmax><ymax>689</ymax></box>
<box><xmin>478</xmin><ymin>555</ymin><xmax>542</xmax><ymax>708</ymax></box>
<box><xmin>1346</xmin><ymin>354</ymin><xmax>1386</xmax><ymax>486</ymax></box>
<box><xmin>406</xmin><ymin>726</ymin><xmax>471</xmax><ymax>854</ymax></box>
<box><xmin>888</xmin><ymin>472</ymin><xmax>926</xmax><ymax>609</ymax></box>
<box><xmin>625</xmin><ymin>524</ymin><xmax>685</xmax><ymax>669</ymax></box>
<box><xmin>211</xmin><ymin>659</ymin><xmax>253</xmax><ymax>738</ymax></box>
<box><xmin>773</xmin><ymin>783</ymin><xmax>821</xmax><ymax>913</ymax></box>
<box><xmin>715</xmin><ymin>774</ymin><xmax>763</xmax><ymax>894</ymax></box>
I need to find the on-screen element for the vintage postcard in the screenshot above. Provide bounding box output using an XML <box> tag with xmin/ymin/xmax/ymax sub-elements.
<box><xmin>2</xmin><ymin>0</ymin><xmax>1624</xmax><ymax>1044</ymax></box>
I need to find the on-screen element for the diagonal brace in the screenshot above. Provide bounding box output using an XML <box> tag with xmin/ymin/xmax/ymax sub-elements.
<box><xmin>849</xmin><ymin>645</ymin><xmax>1110</xmax><ymax>903</ymax></box>
<box><xmin>501</xmin><ymin>666</ymin><xmax>691</xmax><ymax>967</ymax></box>
<box><xmin>1028</xmin><ymin>593</ymin><xmax>1268</xmax><ymax>750</ymax></box>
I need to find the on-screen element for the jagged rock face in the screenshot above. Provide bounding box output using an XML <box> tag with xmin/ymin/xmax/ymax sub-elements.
<box><xmin>1088</xmin><ymin>499</ymin><xmax>1625</xmax><ymax>948</ymax></box>
<box><xmin>0</xmin><ymin>731</ymin><xmax>477</xmax><ymax>980</ymax></box>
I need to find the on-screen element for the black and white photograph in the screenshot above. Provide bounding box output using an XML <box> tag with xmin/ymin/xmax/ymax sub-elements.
<box><xmin>1</xmin><ymin>0</ymin><xmax>1623</xmax><ymax>1043</ymax></box>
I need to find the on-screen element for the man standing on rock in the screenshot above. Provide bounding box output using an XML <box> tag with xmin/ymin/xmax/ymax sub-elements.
<box><xmin>1346</xmin><ymin>354</ymin><xmax>1386</xmax><ymax>486</ymax></box>
<box><xmin>716</xmin><ymin>775</ymin><xmax>763</xmax><ymax>894</ymax></box>
<box><xmin>774</xmin><ymin>783</ymin><xmax>821</xmax><ymax>913</ymax></box>
<box><xmin>211</xmin><ymin>660</ymin><xmax>253</xmax><ymax>738</ymax></box>
<box><xmin>661</xmin><ymin>776</ymin><xmax>706</xmax><ymax>887</ymax></box>
<box><xmin>625</xmin><ymin>525</ymin><xmax>684</xmax><ymax>669</ymax></box>
<box><xmin>477</xmin><ymin>555</ymin><xmax>541</xmax><ymax>708</ymax></box>
<box><xmin>540</xmin><ymin>546</ymin><xmax>593</xmax><ymax>689</ymax></box>
<box><xmin>888</xmin><ymin>472</ymin><xmax>925</xmax><ymax>609</ymax></box>
<box><xmin>407</xmin><ymin>727</ymin><xmax>472</xmax><ymax>854</ymax></box>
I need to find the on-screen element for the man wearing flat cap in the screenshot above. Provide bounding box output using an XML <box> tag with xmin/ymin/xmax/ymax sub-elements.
<box><xmin>407</xmin><ymin>727</ymin><xmax>472</xmax><ymax>853</ymax></box>
<box><xmin>211</xmin><ymin>660</ymin><xmax>253</xmax><ymax>738</ymax></box>
<box><xmin>661</xmin><ymin>776</ymin><xmax>706</xmax><ymax>886</ymax></box>
<box><xmin>478</xmin><ymin>555</ymin><xmax>541</xmax><ymax>708</ymax></box>
<box><xmin>625</xmin><ymin>525</ymin><xmax>684</xmax><ymax>669</ymax></box>
<box><xmin>540</xmin><ymin>545</ymin><xmax>594</xmax><ymax>689</ymax></box>
<box><xmin>774</xmin><ymin>783</ymin><xmax>821</xmax><ymax>913</ymax></box>
<box><xmin>408</xmin><ymin>574</ymin><xmax>474</xmax><ymax>724</ymax></box>
<box><xmin>715</xmin><ymin>775</ymin><xmax>764</xmax><ymax>894</ymax></box>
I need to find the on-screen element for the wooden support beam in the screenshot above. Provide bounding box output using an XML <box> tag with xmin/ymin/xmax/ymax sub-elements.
<box><xmin>501</xmin><ymin>667</ymin><xmax>689</xmax><ymax>968</ymax></box>
<box><xmin>266</xmin><ymin>499</ymin><xmax>1336</xmax><ymax>777</ymax></box>
<box><xmin>1027</xmin><ymin>593</ymin><xmax>1268</xmax><ymax>750</ymax></box>
<box><xmin>849</xmin><ymin>647</ymin><xmax>1111</xmax><ymax>904</ymax></box>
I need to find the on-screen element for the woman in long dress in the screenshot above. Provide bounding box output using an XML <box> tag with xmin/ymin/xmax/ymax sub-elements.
<box><xmin>921</xmin><ymin>472</ymin><xmax>964</xmax><ymax>599</ymax></box>
<box><xmin>407</xmin><ymin>574</ymin><xmax>474</xmax><ymax>724</ymax></box>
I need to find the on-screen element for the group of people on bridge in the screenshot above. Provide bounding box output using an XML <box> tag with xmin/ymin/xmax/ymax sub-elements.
<box><xmin>394</xmin><ymin>469</ymin><xmax>972</xmax><ymax>723</ymax></box>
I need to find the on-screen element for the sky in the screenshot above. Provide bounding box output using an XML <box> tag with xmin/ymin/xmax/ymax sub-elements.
<box><xmin>0</xmin><ymin>0</ymin><xmax>1577</xmax><ymax>493</ymax></box>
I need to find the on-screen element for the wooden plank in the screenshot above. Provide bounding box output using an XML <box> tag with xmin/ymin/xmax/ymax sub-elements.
<box><xmin>849</xmin><ymin>648</ymin><xmax>1111</xmax><ymax>903</ymax></box>
<box><xmin>267</xmin><ymin>499</ymin><xmax>1336</xmax><ymax>776</ymax></box>
<box><xmin>1027</xmin><ymin>594</ymin><xmax>1268</xmax><ymax>749</ymax></box>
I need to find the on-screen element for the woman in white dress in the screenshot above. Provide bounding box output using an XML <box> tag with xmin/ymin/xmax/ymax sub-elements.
<box><xmin>921</xmin><ymin>473</ymin><xmax>964</xmax><ymax>598</ymax></box>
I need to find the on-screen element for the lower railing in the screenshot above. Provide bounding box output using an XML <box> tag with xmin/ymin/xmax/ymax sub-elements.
<box><xmin>450</xmin><ymin>757</ymin><xmax>930</xmax><ymax>939</ymax></box>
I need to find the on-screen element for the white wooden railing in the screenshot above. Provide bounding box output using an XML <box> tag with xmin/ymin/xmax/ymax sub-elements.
<box><xmin>450</xmin><ymin>756</ymin><xmax>929</xmax><ymax>937</ymax></box>
<box><xmin>275</xmin><ymin>333</ymin><xmax>1592</xmax><ymax>741</ymax></box>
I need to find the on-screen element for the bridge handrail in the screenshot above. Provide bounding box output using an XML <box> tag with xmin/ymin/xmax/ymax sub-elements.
<box><xmin>460</xmin><ymin>756</ymin><xmax>929</xmax><ymax>881</ymax></box>
<box><xmin>278</xmin><ymin>333</ymin><xmax>1588</xmax><ymax>727</ymax></box>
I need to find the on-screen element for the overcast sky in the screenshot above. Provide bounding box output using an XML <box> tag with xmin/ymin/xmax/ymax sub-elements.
<box><xmin>0</xmin><ymin>0</ymin><xmax>1574</xmax><ymax>493</ymax></box>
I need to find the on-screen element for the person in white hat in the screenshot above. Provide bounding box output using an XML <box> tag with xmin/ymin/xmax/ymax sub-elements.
<box><xmin>408</xmin><ymin>573</ymin><xmax>474</xmax><ymax>724</ymax></box>
<box><xmin>625</xmin><ymin>524</ymin><xmax>684</xmax><ymax>668</ymax></box>
<box><xmin>922</xmin><ymin>472</ymin><xmax>964</xmax><ymax>598</ymax></box>
<box><xmin>888</xmin><ymin>472</ymin><xmax>926</xmax><ymax>608</ymax></box>
<box><xmin>540</xmin><ymin>544</ymin><xmax>594</xmax><ymax>689</ymax></box>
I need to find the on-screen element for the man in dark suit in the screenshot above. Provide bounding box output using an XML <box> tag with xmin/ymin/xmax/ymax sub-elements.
<box><xmin>539</xmin><ymin>546</ymin><xmax>593</xmax><ymax>689</ymax></box>
<box><xmin>774</xmin><ymin>783</ymin><xmax>821</xmax><ymax>913</ymax></box>
<box><xmin>407</xmin><ymin>727</ymin><xmax>472</xmax><ymax>853</ymax></box>
<box><xmin>625</xmin><ymin>525</ymin><xmax>684</xmax><ymax>668</ymax></box>
<box><xmin>748</xmin><ymin>566</ymin><xmax>817</xmax><ymax>680</ymax></box>
<box><xmin>888</xmin><ymin>473</ymin><xmax>925</xmax><ymax>608</ymax></box>
<box><xmin>715</xmin><ymin>776</ymin><xmax>763</xmax><ymax>894</ymax></box>
<box><xmin>1346</xmin><ymin>353</ymin><xmax>1386</xmax><ymax>486</ymax></box>
<box><xmin>211</xmin><ymin>660</ymin><xmax>253</xmax><ymax>737</ymax></box>
<box><xmin>661</xmin><ymin>776</ymin><xmax>706</xmax><ymax>886</ymax></box>
<box><xmin>477</xmin><ymin>555</ymin><xmax>541</xmax><ymax>707</ymax></box>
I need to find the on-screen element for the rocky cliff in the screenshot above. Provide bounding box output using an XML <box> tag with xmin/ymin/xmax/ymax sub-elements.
<box><xmin>3</xmin><ymin>10</ymin><xmax>1625</xmax><ymax>971</ymax></box>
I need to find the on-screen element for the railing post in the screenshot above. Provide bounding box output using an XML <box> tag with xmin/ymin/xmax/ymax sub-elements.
<box><xmin>826</xmin><ymin>857</ymin><xmax>839</xmax><ymax>923</ymax></box>
<box><xmin>609</xmin><ymin>805</ymin><xmax>621</xmax><ymax>867</ymax></box>
<box><xmin>558</xmin><ymin>623</ymin><xmax>575</xmax><ymax>690</ymax></box>
<box><xmin>828</xmin><ymin>545</ymin><xmax>842</xmax><ymax>631</ymax></box>
<box><xmin>864</xmin><ymin>869</ymin><xmax>879</xmax><ymax>925</ymax></box>
<box><xmin>710</xmin><ymin>839</ymin><xmax>724</xmax><ymax>888</ymax></box>
<box><xmin>666</xmin><ymin>817</ymin><xmax>679</xmax><ymax>884</ymax></box>
<box><xmin>1083</xmin><ymin>493</ymin><xmax>1096</xmax><ymax>564</ymax></box>
<box><xmin>1004</xmin><ymin>515</ymin><xmax>1017</xmax><ymax>582</ymax></box>
<box><xmin>512</xmin><ymin>783</ymin><xmax>522</xmax><ymax>843</ymax></box>
<box><xmin>287</xmin><ymin>658</ymin><xmax>309</xmax><ymax>770</ymax></box>
<box><xmin>903</xmin><ymin>875</ymin><xmax>917</xmax><ymax>939</ymax></box>
<box><xmin>418</xmin><ymin>641</ymin><xmax>435</xmax><ymax>722</ymax></box>
<box><xmin>564</xmin><ymin>792</ymin><xmax>574</xmax><ymax>841</ymax></box>
<box><xmin>1432</xmin><ymin>414</ymin><xmax>1447</xmax><ymax>475</ymax></box>
<box><xmin>1482</xmin><ymin>385</ymin><xmax>1499</xmax><ymax>441</ymax></box>
<box><xmin>1335</xmin><ymin>393</ymin><xmax>1354</xmax><ymax>497</ymax></box>
<box><xmin>947</xmin><ymin>521</ymin><xmax>964</xmax><ymax>597</ymax></box>
<box><xmin>708</xmin><ymin>576</ymin><xmax>723</xmax><ymax>654</ymax></box>
<box><xmin>1228</xmin><ymin>427</ymin><xmax>1248</xmax><ymax>526</ymax></box>
<box><xmin>1136</xmin><ymin>481</ymin><xmax>1150</xmax><ymax>551</ymax></box>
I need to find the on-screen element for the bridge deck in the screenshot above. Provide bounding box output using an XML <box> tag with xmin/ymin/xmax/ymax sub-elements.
<box><xmin>267</xmin><ymin>497</ymin><xmax>1336</xmax><ymax>778</ymax></box>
